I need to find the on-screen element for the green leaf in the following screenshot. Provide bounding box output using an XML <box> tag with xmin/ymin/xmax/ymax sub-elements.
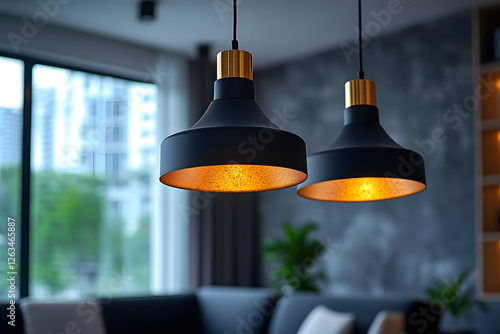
<box><xmin>283</xmin><ymin>222</ymin><xmax>296</xmax><ymax>243</ymax></box>
<box><xmin>456</xmin><ymin>268</ymin><xmax>471</xmax><ymax>286</ymax></box>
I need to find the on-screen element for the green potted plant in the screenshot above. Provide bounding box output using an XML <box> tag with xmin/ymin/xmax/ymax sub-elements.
<box><xmin>425</xmin><ymin>269</ymin><xmax>488</xmax><ymax>334</ymax></box>
<box><xmin>263</xmin><ymin>222</ymin><xmax>326</xmax><ymax>295</ymax></box>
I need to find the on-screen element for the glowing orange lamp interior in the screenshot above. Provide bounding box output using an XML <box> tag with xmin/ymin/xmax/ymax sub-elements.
<box><xmin>161</xmin><ymin>165</ymin><xmax>307</xmax><ymax>193</ymax></box>
<box><xmin>297</xmin><ymin>177</ymin><xmax>426</xmax><ymax>202</ymax></box>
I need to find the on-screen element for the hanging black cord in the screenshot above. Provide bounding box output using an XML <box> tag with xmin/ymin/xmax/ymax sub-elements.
<box><xmin>358</xmin><ymin>0</ymin><xmax>364</xmax><ymax>79</ymax></box>
<box><xmin>232</xmin><ymin>0</ymin><xmax>239</xmax><ymax>49</ymax></box>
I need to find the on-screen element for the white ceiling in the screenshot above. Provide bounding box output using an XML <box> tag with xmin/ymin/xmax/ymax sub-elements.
<box><xmin>0</xmin><ymin>0</ymin><xmax>497</xmax><ymax>68</ymax></box>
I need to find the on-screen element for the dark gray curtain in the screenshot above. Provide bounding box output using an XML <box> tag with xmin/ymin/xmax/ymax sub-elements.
<box><xmin>189</xmin><ymin>45</ymin><xmax>261</xmax><ymax>289</ymax></box>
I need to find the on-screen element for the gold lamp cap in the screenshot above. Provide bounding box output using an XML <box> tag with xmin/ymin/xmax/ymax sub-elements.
<box><xmin>345</xmin><ymin>79</ymin><xmax>377</xmax><ymax>108</ymax></box>
<box><xmin>217</xmin><ymin>50</ymin><xmax>253</xmax><ymax>80</ymax></box>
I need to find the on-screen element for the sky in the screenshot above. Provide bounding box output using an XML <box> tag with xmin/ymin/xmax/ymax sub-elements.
<box><xmin>0</xmin><ymin>56</ymin><xmax>23</xmax><ymax>110</ymax></box>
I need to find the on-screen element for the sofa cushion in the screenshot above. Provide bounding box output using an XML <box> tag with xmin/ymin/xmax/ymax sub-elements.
<box><xmin>20</xmin><ymin>299</ymin><xmax>106</xmax><ymax>334</ymax></box>
<box><xmin>297</xmin><ymin>305</ymin><xmax>355</xmax><ymax>334</ymax></box>
<box><xmin>268</xmin><ymin>293</ymin><xmax>416</xmax><ymax>334</ymax></box>
<box><xmin>197</xmin><ymin>286</ymin><xmax>276</xmax><ymax>334</ymax></box>
<box><xmin>101</xmin><ymin>294</ymin><xmax>204</xmax><ymax>334</ymax></box>
<box><xmin>367</xmin><ymin>311</ymin><xmax>405</xmax><ymax>334</ymax></box>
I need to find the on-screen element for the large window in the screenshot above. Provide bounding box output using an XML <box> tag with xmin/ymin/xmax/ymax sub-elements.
<box><xmin>31</xmin><ymin>65</ymin><xmax>158</xmax><ymax>297</ymax></box>
<box><xmin>0</xmin><ymin>56</ymin><xmax>24</xmax><ymax>301</ymax></box>
<box><xmin>0</xmin><ymin>51</ymin><xmax>190</xmax><ymax>300</ymax></box>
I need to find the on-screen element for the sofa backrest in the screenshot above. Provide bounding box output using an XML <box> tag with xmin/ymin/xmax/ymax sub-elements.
<box><xmin>101</xmin><ymin>294</ymin><xmax>204</xmax><ymax>334</ymax></box>
<box><xmin>268</xmin><ymin>293</ymin><xmax>430</xmax><ymax>334</ymax></box>
<box><xmin>19</xmin><ymin>299</ymin><xmax>108</xmax><ymax>334</ymax></box>
<box><xmin>197</xmin><ymin>286</ymin><xmax>277</xmax><ymax>334</ymax></box>
<box><xmin>3</xmin><ymin>288</ymin><xmax>275</xmax><ymax>334</ymax></box>
<box><xmin>3</xmin><ymin>295</ymin><xmax>202</xmax><ymax>334</ymax></box>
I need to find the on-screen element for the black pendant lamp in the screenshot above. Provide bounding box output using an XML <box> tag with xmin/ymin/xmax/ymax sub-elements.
<box><xmin>159</xmin><ymin>1</ymin><xmax>307</xmax><ymax>192</ymax></box>
<box><xmin>297</xmin><ymin>0</ymin><xmax>426</xmax><ymax>202</ymax></box>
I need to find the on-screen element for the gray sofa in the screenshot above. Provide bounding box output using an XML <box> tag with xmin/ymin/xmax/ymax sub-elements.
<box><xmin>268</xmin><ymin>293</ymin><xmax>439</xmax><ymax>334</ymax></box>
<box><xmin>1</xmin><ymin>286</ymin><xmax>437</xmax><ymax>334</ymax></box>
<box><xmin>1</xmin><ymin>286</ymin><xmax>275</xmax><ymax>334</ymax></box>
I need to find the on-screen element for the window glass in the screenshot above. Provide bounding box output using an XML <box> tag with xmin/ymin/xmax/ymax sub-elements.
<box><xmin>31</xmin><ymin>65</ymin><xmax>157</xmax><ymax>298</ymax></box>
<box><xmin>0</xmin><ymin>56</ymin><xmax>24</xmax><ymax>301</ymax></box>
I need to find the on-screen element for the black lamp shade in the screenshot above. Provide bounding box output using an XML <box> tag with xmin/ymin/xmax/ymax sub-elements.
<box><xmin>160</xmin><ymin>77</ymin><xmax>308</xmax><ymax>192</ymax></box>
<box><xmin>297</xmin><ymin>104</ymin><xmax>426</xmax><ymax>201</ymax></box>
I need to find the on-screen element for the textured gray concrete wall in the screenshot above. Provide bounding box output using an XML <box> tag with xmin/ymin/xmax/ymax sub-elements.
<box><xmin>256</xmin><ymin>11</ymin><xmax>476</xmax><ymax>298</ymax></box>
